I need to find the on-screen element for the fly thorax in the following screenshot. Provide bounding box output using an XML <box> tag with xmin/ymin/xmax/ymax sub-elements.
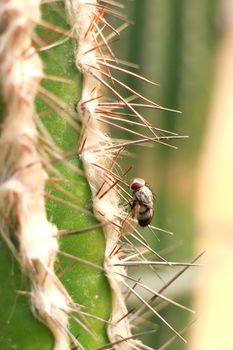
<box><xmin>134</xmin><ymin>186</ymin><xmax>153</xmax><ymax>208</ymax></box>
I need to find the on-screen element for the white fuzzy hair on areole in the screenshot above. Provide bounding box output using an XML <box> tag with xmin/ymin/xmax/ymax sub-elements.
<box><xmin>0</xmin><ymin>1</ymin><xmax>71</xmax><ymax>349</ymax></box>
<box><xmin>65</xmin><ymin>1</ymin><xmax>140</xmax><ymax>349</ymax></box>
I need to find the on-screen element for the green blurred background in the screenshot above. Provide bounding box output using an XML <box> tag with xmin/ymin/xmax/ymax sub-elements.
<box><xmin>110</xmin><ymin>1</ymin><xmax>220</xmax><ymax>349</ymax></box>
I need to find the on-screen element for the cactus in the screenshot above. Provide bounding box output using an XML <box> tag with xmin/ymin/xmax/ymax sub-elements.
<box><xmin>0</xmin><ymin>1</ymin><xmax>200</xmax><ymax>350</ymax></box>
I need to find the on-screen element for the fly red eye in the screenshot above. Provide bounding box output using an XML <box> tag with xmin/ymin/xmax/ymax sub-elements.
<box><xmin>130</xmin><ymin>178</ymin><xmax>145</xmax><ymax>190</ymax></box>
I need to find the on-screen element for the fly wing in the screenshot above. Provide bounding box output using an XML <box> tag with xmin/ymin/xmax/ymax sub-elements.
<box><xmin>120</xmin><ymin>204</ymin><xmax>139</xmax><ymax>236</ymax></box>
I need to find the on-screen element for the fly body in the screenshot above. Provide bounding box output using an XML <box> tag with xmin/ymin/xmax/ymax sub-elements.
<box><xmin>130</xmin><ymin>178</ymin><xmax>154</xmax><ymax>227</ymax></box>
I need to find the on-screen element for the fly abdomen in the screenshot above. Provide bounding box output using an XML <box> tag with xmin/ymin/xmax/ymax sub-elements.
<box><xmin>138</xmin><ymin>206</ymin><xmax>153</xmax><ymax>227</ymax></box>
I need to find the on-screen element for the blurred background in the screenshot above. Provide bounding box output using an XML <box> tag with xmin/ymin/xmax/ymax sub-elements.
<box><xmin>109</xmin><ymin>0</ymin><xmax>233</xmax><ymax>349</ymax></box>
